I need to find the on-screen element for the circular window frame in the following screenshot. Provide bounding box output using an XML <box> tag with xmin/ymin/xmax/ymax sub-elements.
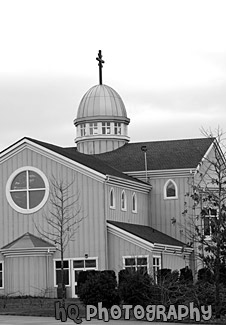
<box><xmin>6</xmin><ymin>166</ymin><xmax>49</xmax><ymax>214</ymax></box>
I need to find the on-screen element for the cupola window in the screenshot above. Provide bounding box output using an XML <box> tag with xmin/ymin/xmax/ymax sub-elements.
<box><xmin>114</xmin><ymin>123</ymin><xmax>121</xmax><ymax>135</ymax></box>
<box><xmin>164</xmin><ymin>179</ymin><xmax>178</xmax><ymax>199</ymax></box>
<box><xmin>80</xmin><ymin>124</ymin><xmax>86</xmax><ymax>137</ymax></box>
<box><xmin>89</xmin><ymin>122</ymin><xmax>98</xmax><ymax>135</ymax></box>
<box><xmin>102</xmin><ymin>122</ymin><xmax>111</xmax><ymax>135</ymax></box>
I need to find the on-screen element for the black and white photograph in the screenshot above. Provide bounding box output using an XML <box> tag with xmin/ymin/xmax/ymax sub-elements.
<box><xmin>1</xmin><ymin>1</ymin><xmax>226</xmax><ymax>324</ymax></box>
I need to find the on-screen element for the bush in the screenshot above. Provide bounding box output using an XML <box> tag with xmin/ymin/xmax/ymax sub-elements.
<box><xmin>197</xmin><ymin>267</ymin><xmax>214</xmax><ymax>284</ymax></box>
<box><xmin>118</xmin><ymin>269</ymin><xmax>156</xmax><ymax>307</ymax></box>
<box><xmin>179</xmin><ymin>266</ymin><xmax>193</xmax><ymax>283</ymax></box>
<box><xmin>78</xmin><ymin>270</ymin><xmax>119</xmax><ymax>308</ymax></box>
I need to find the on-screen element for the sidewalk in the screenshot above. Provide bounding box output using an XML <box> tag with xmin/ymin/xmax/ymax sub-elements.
<box><xmin>0</xmin><ymin>315</ymin><xmax>201</xmax><ymax>325</ymax></box>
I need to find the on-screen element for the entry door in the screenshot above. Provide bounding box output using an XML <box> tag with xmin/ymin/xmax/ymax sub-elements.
<box><xmin>72</xmin><ymin>258</ymin><xmax>97</xmax><ymax>298</ymax></box>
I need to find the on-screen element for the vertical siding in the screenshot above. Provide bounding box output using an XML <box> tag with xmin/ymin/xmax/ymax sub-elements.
<box><xmin>0</xmin><ymin>147</ymin><xmax>108</xmax><ymax>295</ymax></box>
<box><xmin>108</xmin><ymin>231</ymin><xmax>152</xmax><ymax>274</ymax></box>
<box><xmin>149</xmin><ymin>176</ymin><xmax>194</xmax><ymax>243</ymax></box>
<box><xmin>4</xmin><ymin>255</ymin><xmax>53</xmax><ymax>296</ymax></box>
<box><xmin>106</xmin><ymin>185</ymin><xmax>149</xmax><ymax>226</ymax></box>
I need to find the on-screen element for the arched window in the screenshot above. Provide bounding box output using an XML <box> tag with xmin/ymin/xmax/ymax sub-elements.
<box><xmin>110</xmin><ymin>188</ymin><xmax>115</xmax><ymax>208</ymax></box>
<box><xmin>121</xmin><ymin>190</ymin><xmax>127</xmax><ymax>211</ymax></box>
<box><xmin>132</xmin><ymin>192</ymin><xmax>137</xmax><ymax>213</ymax></box>
<box><xmin>164</xmin><ymin>179</ymin><xmax>178</xmax><ymax>199</ymax></box>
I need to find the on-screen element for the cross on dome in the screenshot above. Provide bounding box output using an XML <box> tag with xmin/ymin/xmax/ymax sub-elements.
<box><xmin>96</xmin><ymin>50</ymin><xmax>105</xmax><ymax>85</ymax></box>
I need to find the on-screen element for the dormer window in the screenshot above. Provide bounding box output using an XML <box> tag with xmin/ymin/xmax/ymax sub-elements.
<box><xmin>164</xmin><ymin>179</ymin><xmax>178</xmax><ymax>199</ymax></box>
<box><xmin>114</xmin><ymin>123</ymin><xmax>121</xmax><ymax>135</ymax></box>
<box><xmin>102</xmin><ymin>122</ymin><xmax>111</xmax><ymax>135</ymax></box>
<box><xmin>110</xmin><ymin>188</ymin><xmax>115</xmax><ymax>209</ymax></box>
<box><xmin>89</xmin><ymin>122</ymin><xmax>98</xmax><ymax>135</ymax></box>
<box><xmin>121</xmin><ymin>190</ymin><xmax>127</xmax><ymax>211</ymax></box>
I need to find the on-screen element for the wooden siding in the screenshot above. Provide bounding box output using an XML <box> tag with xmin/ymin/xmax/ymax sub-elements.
<box><xmin>4</xmin><ymin>255</ymin><xmax>54</xmax><ymax>296</ymax></box>
<box><xmin>106</xmin><ymin>184</ymin><xmax>149</xmax><ymax>225</ymax></box>
<box><xmin>0</xmin><ymin>146</ymin><xmax>108</xmax><ymax>296</ymax></box>
<box><xmin>107</xmin><ymin>231</ymin><xmax>152</xmax><ymax>274</ymax></box>
<box><xmin>149</xmin><ymin>176</ymin><xmax>194</xmax><ymax>243</ymax></box>
<box><xmin>108</xmin><ymin>232</ymin><xmax>187</xmax><ymax>275</ymax></box>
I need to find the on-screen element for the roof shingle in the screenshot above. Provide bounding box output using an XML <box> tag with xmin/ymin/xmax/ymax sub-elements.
<box><xmin>96</xmin><ymin>138</ymin><xmax>214</xmax><ymax>172</ymax></box>
<box><xmin>108</xmin><ymin>220</ymin><xmax>185</xmax><ymax>247</ymax></box>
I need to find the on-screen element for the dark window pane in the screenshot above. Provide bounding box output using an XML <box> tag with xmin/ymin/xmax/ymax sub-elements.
<box><xmin>125</xmin><ymin>258</ymin><xmax>135</xmax><ymax>266</ymax></box>
<box><xmin>85</xmin><ymin>259</ymin><xmax>96</xmax><ymax>268</ymax></box>
<box><xmin>75</xmin><ymin>270</ymin><xmax>81</xmax><ymax>282</ymax></box>
<box><xmin>56</xmin><ymin>269</ymin><xmax>69</xmax><ymax>285</ymax></box>
<box><xmin>56</xmin><ymin>260</ymin><xmax>69</xmax><ymax>269</ymax></box>
<box><xmin>137</xmin><ymin>257</ymin><xmax>147</xmax><ymax>265</ymax></box>
<box><xmin>204</xmin><ymin>217</ymin><xmax>210</xmax><ymax>236</ymax></box>
<box><xmin>0</xmin><ymin>264</ymin><xmax>2</xmax><ymax>271</ymax></box>
<box><xmin>11</xmin><ymin>172</ymin><xmax>27</xmax><ymax>190</ymax></box>
<box><xmin>29</xmin><ymin>190</ymin><xmax>45</xmax><ymax>209</ymax></box>
<box><xmin>137</xmin><ymin>266</ymin><xmax>147</xmax><ymax>274</ymax></box>
<box><xmin>11</xmin><ymin>191</ymin><xmax>27</xmax><ymax>208</ymax></box>
<box><xmin>73</xmin><ymin>260</ymin><xmax>84</xmax><ymax>268</ymax></box>
<box><xmin>0</xmin><ymin>273</ymin><xmax>2</xmax><ymax>287</ymax></box>
<box><xmin>29</xmin><ymin>171</ymin><xmax>45</xmax><ymax>189</ymax></box>
<box><xmin>166</xmin><ymin>182</ymin><xmax>176</xmax><ymax>197</ymax></box>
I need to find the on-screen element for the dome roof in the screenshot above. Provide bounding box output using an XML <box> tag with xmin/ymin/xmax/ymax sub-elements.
<box><xmin>76</xmin><ymin>84</ymin><xmax>128</xmax><ymax>120</ymax></box>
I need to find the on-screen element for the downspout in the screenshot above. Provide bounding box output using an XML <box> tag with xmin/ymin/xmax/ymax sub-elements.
<box><xmin>104</xmin><ymin>176</ymin><xmax>109</xmax><ymax>270</ymax></box>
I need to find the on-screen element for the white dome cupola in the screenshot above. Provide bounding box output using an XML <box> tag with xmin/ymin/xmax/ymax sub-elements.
<box><xmin>74</xmin><ymin>51</ymin><xmax>130</xmax><ymax>154</ymax></box>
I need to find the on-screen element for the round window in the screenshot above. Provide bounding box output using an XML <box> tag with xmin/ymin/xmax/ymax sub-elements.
<box><xmin>6</xmin><ymin>167</ymin><xmax>49</xmax><ymax>214</ymax></box>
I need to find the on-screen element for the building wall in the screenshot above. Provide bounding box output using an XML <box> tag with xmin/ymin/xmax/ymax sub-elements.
<box><xmin>107</xmin><ymin>231</ymin><xmax>152</xmax><ymax>274</ymax></box>
<box><xmin>106</xmin><ymin>184</ymin><xmax>149</xmax><ymax>226</ymax></box>
<box><xmin>0</xmin><ymin>145</ymin><xmax>108</xmax><ymax>295</ymax></box>
<box><xmin>107</xmin><ymin>231</ymin><xmax>188</xmax><ymax>275</ymax></box>
<box><xmin>3</xmin><ymin>255</ymin><xmax>54</xmax><ymax>296</ymax></box>
<box><xmin>148</xmin><ymin>175</ymin><xmax>194</xmax><ymax>244</ymax></box>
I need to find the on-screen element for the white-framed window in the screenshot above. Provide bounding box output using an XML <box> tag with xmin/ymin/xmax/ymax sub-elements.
<box><xmin>102</xmin><ymin>122</ymin><xmax>111</xmax><ymax>135</ymax></box>
<box><xmin>153</xmin><ymin>256</ymin><xmax>161</xmax><ymax>283</ymax></box>
<box><xmin>121</xmin><ymin>190</ymin><xmax>127</xmax><ymax>211</ymax></box>
<box><xmin>6</xmin><ymin>166</ymin><xmax>49</xmax><ymax>214</ymax></box>
<box><xmin>123</xmin><ymin>256</ymin><xmax>149</xmax><ymax>273</ymax></box>
<box><xmin>132</xmin><ymin>192</ymin><xmax>137</xmax><ymax>213</ymax></box>
<box><xmin>114</xmin><ymin>122</ymin><xmax>121</xmax><ymax>135</ymax></box>
<box><xmin>0</xmin><ymin>261</ymin><xmax>4</xmax><ymax>289</ymax></box>
<box><xmin>110</xmin><ymin>188</ymin><xmax>115</xmax><ymax>209</ymax></box>
<box><xmin>54</xmin><ymin>259</ymin><xmax>70</xmax><ymax>287</ymax></box>
<box><xmin>164</xmin><ymin>179</ymin><xmax>178</xmax><ymax>199</ymax></box>
<box><xmin>89</xmin><ymin>122</ymin><xmax>98</xmax><ymax>135</ymax></box>
<box><xmin>80</xmin><ymin>124</ymin><xmax>86</xmax><ymax>136</ymax></box>
<box><xmin>202</xmin><ymin>208</ymin><xmax>218</xmax><ymax>238</ymax></box>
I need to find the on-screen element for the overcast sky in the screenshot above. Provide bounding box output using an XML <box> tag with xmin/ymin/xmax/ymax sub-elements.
<box><xmin>1</xmin><ymin>0</ymin><xmax>226</xmax><ymax>152</ymax></box>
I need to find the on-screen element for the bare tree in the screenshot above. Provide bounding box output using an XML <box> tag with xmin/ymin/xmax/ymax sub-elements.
<box><xmin>182</xmin><ymin>128</ymin><xmax>226</xmax><ymax>318</ymax></box>
<box><xmin>34</xmin><ymin>176</ymin><xmax>83</xmax><ymax>304</ymax></box>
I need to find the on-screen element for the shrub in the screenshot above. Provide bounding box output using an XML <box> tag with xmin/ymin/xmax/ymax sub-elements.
<box><xmin>197</xmin><ymin>267</ymin><xmax>214</xmax><ymax>284</ymax></box>
<box><xmin>78</xmin><ymin>270</ymin><xmax>119</xmax><ymax>308</ymax></box>
<box><xmin>118</xmin><ymin>269</ymin><xmax>156</xmax><ymax>307</ymax></box>
<box><xmin>179</xmin><ymin>266</ymin><xmax>193</xmax><ymax>283</ymax></box>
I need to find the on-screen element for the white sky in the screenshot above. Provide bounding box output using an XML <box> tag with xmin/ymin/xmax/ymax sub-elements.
<box><xmin>1</xmin><ymin>0</ymin><xmax>226</xmax><ymax>151</ymax></box>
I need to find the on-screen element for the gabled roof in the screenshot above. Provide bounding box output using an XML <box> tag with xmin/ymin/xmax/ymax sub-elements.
<box><xmin>96</xmin><ymin>138</ymin><xmax>215</xmax><ymax>172</ymax></box>
<box><xmin>1</xmin><ymin>232</ymin><xmax>55</xmax><ymax>250</ymax></box>
<box><xmin>0</xmin><ymin>137</ymin><xmax>146</xmax><ymax>185</ymax></box>
<box><xmin>107</xmin><ymin>220</ymin><xmax>186</xmax><ymax>247</ymax></box>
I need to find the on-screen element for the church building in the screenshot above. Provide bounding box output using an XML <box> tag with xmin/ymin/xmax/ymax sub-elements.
<box><xmin>0</xmin><ymin>51</ymin><xmax>216</xmax><ymax>298</ymax></box>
